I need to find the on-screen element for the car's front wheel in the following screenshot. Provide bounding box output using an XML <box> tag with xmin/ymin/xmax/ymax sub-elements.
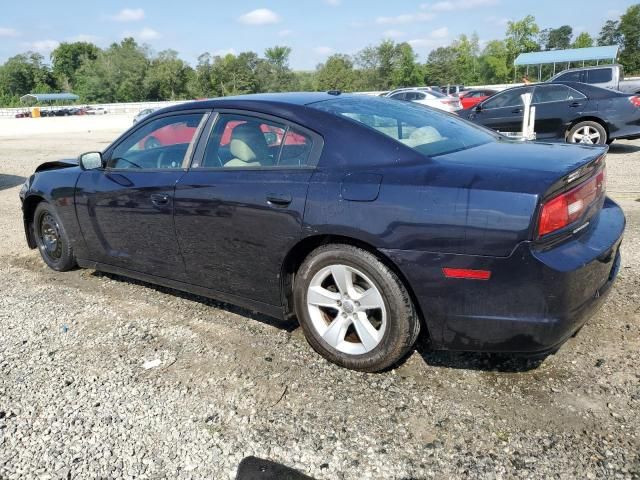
<box><xmin>33</xmin><ymin>202</ymin><xmax>77</xmax><ymax>271</ymax></box>
<box><xmin>294</xmin><ymin>244</ymin><xmax>420</xmax><ymax>372</ymax></box>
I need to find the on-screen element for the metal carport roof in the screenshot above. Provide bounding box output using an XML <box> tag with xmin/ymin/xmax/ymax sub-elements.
<box><xmin>514</xmin><ymin>46</ymin><xmax>618</xmax><ymax>66</ymax></box>
<box><xmin>20</xmin><ymin>93</ymin><xmax>80</xmax><ymax>102</ymax></box>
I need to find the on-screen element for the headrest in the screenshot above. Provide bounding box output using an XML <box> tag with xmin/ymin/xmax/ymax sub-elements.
<box><xmin>229</xmin><ymin>123</ymin><xmax>268</xmax><ymax>163</ymax></box>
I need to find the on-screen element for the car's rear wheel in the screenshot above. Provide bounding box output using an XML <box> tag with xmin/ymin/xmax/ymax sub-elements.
<box><xmin>567</xmin><ymin>121</ymin><xmax>607</xmax><ymax>145</ymax></box>
<box><xmin>294</xmin><ymin>244</ymin><xmax>420</xmax><ymax>372</ymax></box>
<box><xmin>33</xmin><ymin>202</ymin><xmax>76</xmax><ymax>272</ymax></box>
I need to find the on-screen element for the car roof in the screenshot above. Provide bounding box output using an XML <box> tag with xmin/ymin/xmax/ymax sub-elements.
<box><xmin>553</xmin><ymin>64</ymin><xmax>621</xmax><ymax>73</ymax></box>
<box><xmin>495</xmin><ymin>81</ymin><xmax>626</xmax><ymax>99</ymax></box>
<box><xmin>189</xmin><ymin>92</ymin><xmax>341</xmax><ymax>108</ymax></box>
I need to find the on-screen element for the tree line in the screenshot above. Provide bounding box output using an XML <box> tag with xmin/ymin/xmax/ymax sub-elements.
<box><xmin>1</xmin><ymin>4</ymin><xmax>639</xmax><ymax>107</ymax></box>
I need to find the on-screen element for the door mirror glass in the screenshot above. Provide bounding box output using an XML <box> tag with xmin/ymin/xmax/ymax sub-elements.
<box><xmin>475</xmin><ymin>104</ymin><xmax>482</xmax><ymax>112</ymax></box>
<box><xmin>79</xmin><ymin>151</ymin><xmax>103</xmax><ymax>170</ymax></box>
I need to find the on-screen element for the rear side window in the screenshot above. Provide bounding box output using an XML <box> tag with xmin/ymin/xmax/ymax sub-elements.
<box><xmin>586</xmin><ymin>68</ymin><xmax>613</xmax><ymax>83</ymax></box>
<box><xmin>390</xmin><ymin>92</ymin><xmax>406</xmax><ymax>100</ymax></box>
<box><xmin>312</xmin><ymin>96</ymin><xmax>494</xmax><ymax>157</ymax></box>
<box><xmin>533</xmin><ymin>85</ymin><xmax>570</xmax><ymax>103</ymax></box>
<box><xmin>556</xmin><ymin>71</ymin><xmax>583</xmax><ymax>82</ymax></box>
<box><xmin>197</xmin><ymin>114</ymin><xmax>314</xmax><ymax>168</ymax></box>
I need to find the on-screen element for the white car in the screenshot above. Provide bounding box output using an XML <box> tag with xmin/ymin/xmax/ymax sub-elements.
<box><xmin>385</xmin><ymin>88</ymin><xmax>461</xmax><ymax>112</ymax></box>
<box><xmin>133</xmin><ymin>108</ymin><xmax>157</xmax><ymax>123</ymax></box>
<box><xmin>84</xmin><ymin>106</ymin><xmax>108</xmax><ymax>115</ymax></box>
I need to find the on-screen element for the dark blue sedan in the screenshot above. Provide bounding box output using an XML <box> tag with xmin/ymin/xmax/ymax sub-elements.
<box><xmin>19</xmin><ymin>93</ymin><xmax>625</xmax><ymax>371</ymax></box>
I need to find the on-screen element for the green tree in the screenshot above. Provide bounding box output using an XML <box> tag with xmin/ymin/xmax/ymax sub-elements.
<box><xmin>572</xmin><ymin>32</ymin><xmax>594</xmax><ymax>49</ymax></box>
<box><xmin>546</xmin><ymin>25</ymin><xmax>573</xmax><ymax>50</ymax></box>
<box><xmin>452</xmin><ymin>34</ymin><xmax>480</xmax><ymax>85</ymax></box>
<box><xmin>144</xmin><ymin>49</ymin><xmax>193</xmax><ymax>100</ymax></box>
<box><xmin>263</xmin><ymin>46</ymin><xmax>297</xmax><ymax>92</ymax></box>
<box><xmin>479</xmin><ymin>40</ymin><xmax>510</xmax><ymax>83</ymax></box>
<box><xmin>75</xmin><ymin>38</ymin><xmax>149</xmax><ymax>102</ymax></box>
<box><xmin>391</xmin><ymin>43</ymin><xmax>424</xmax><ymax>88</ymax></box>
<box><xmin>619</xmin><ymin>4</ymin><xmax>640</xmax><ymax>73</ymax></box>
<box><xmin>0</xmin><ymin>52</ymin><xmax>56</xmax><ymax>101</ymax></box>
<box><xmin>192</xmin><ymin>53</ymin><xmax>215</xmax><ymax>98</ymax></box>
<box><xmin>597</xmin><ymin>20</ymin><xmax>622</xmax><ymax>46</ymax></box>
<box><xmin>50</xmin><ymin>42</ymin><xmax>99</xmax><ymax>90</ymax></box>
<box><xmin>425</xmin><ymin>46</ymin><xmax>458</xmax><ymax>85</ymax></box>
<box><xmin>316</xmin><ymin>54</ymin><xmax>355</xmax><ymax>91</ymax></box>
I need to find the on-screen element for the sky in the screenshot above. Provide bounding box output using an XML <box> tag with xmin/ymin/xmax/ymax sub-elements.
<box><xmin>0</xmin><ymin>0</ymin><xmax>637</xmax><ymax>70</ymax></box>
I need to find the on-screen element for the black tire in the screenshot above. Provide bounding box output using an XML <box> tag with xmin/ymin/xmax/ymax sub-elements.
<box><xmin>293</xmin><ymin>244</ymin><xmax>420</xmax><ymax>372</ymax></box>
<box><xmin>33</xmin><ymin>202</ymin><xmax>76</xmax><ymax>272</ymax></box>
<box><xmin>566</xmin><ymin>121</ymin><xmax>607</xmax><ymax>145</ymax></box>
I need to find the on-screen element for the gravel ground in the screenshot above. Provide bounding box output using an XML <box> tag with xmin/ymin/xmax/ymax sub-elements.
<box><xmin>0</xmin><ymin>120</ymin><xmax>639</xmax><ymax>479</ymax></box>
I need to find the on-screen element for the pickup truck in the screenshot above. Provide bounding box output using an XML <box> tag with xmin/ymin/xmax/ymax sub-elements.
<box><xmin>549</xmin><ymin>64</ymin><xmax>640</xmax><ymax>94</ymax></box>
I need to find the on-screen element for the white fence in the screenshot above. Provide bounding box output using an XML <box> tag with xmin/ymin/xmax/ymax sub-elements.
<box><xmin>0</xmin><ymin>100</ymin><xmax>193</xmax><ymax>118</ymax></box>
<box><xmin>0</xmin><ymin>83</ymin><xmax>529</xmax><ymax>117</ymax></box>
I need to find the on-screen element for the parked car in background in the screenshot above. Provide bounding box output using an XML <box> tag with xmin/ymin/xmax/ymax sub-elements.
<box><xmin>15</xmin><ymin>111</ymin><xmax>31</xmax><ymax>118</ymax></box>
<box><xmin>385</xmin><ymin>88</ymin><xmax>461</xmax><ymax>112</ymax></box>
<box><xmin>85</xmin><ymin>106</ymin><xmax>107</xmax><ymax>115</ymax></box>
<box><xmin>133</xmin><ymin>108</ymin><xmax>157</xmax><ymax>124</ymax></box>
<box><xmin>459</xmin><ymin>89</ymin><xmax>498</xmax><ymax>109</ymax></box>
<box><xmin>440</xmin><ymin>85</ymin><xmax>466</xmax><ymax>96</ymax></box>
<box><xmin>20</xmin><ymin>93</ymin><xmax>624</xmax><ymax>372</ymax></box>
<box><xmin>549</xmin><ymin>64</ymin><xmax>640</xmax><ymax>94</ymax></box>
<box><xmin>458</xmin><ymin>81</ymin><xmax>640</xmax><ymax>144</ymax></box>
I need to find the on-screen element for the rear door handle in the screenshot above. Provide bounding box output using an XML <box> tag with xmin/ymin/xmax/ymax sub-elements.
<box><xmin>150</xmin><ymin>193</ymin><xmax>170</xmax><ymax>206</ymax></box>
<box><xmin>266</xmin><ymin>193</ymin><xmax>292</xmax><ymax>207</ymax></box>
<box><xmin>511</xmin><ymin>108</ymin><xmax>523</xmax><ymax>114</ymax></box>
<box><xmin>569</xmin><ymin>102</ymin><xmax>582</xmax><ymax>108</ymax></box>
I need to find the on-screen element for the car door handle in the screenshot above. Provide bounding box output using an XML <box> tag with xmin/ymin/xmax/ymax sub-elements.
<box><xmin>266</xmin><ymin>193</ymin><xmax>292</xmax><ymax>207</ymax></box>
<box><xmin>569</xmin><ymin>102</ymin><xmax>582</xmax><ymax>108</ymax></box>
<box><xmin>511</xmin><ymin>108</ymin><xmax>523</xmax><ymax>114</ymax></box>
<box><xmin>150</xmin><ymin>193</ymin><xmax>171</xmax><ymax>206</ymax></box>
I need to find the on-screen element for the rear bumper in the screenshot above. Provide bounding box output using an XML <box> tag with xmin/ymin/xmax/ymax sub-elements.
<box><xmin>382</xmin><ymin>197</ymin><xmax>625</xmax><ymax>353</ymax></box>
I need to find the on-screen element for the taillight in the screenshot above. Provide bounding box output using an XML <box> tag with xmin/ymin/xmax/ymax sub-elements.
<box><xmin>538</xmin><ymin>168</ymin><xmax>606</xmax><ymax>237</ymax></box>
<box><xmin>630</xmin><ymin>96</ymin><xmax>640</xmax><ymax>107</ymax></box>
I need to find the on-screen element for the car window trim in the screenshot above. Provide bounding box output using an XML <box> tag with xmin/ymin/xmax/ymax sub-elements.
<box><xmin>102</xmin><ymin>109</ymin><xmax>212</xmax><ymax>172</ymax></box>
<box><xmin>532</xmin><ymin>85</ymin><xmax>587</xmax><ymax>105</ymax></box>
<box><xmin>481</xmin><ymin>87</ymin><xmax>531</xmax><ymax>110</ymax></box>
<box><xmin>188</xmin><ymin>108</ymin><xmax>324</xmax><ymax>171</ymax></box>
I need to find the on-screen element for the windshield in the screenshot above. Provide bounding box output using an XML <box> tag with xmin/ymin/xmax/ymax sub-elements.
<box><xmin>428</xmin><ymin>90</ymin><xmax>447</xmax><ymax>98</ymax></box>
<box><xmin>312</xmin><ymin>96</ymin><xmax>495</xmax><ymax>157</ymax></box>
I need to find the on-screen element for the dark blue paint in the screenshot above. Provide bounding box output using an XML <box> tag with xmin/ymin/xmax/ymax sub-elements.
<box><xmin>20</xmin><ymin>94</ymin><xmax>626</xmax><ymax>355</ymax></box>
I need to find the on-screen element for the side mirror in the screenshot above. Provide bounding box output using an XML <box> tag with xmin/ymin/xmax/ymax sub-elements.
<box><xmin>263</xmin><ymin>132</ymin><xmax>278</xmax><ymax>145</ymax></box>
<box><xmin>79</xmin><ymin>151</ymin><xmax>103</xmax><ymax>170</ymax></box>
<box><xmin>475</xmin><ymin>104</ymin><xmax>483</xmax><ymax>112</ymax></box>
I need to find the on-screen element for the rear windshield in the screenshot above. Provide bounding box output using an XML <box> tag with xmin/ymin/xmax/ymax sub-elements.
<box><xmin>312</xmin><ymin>96</ymin><xmax>494</xmax><ymax>157</ymax></box>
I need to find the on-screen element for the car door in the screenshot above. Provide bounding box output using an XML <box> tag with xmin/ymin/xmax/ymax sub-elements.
<box><xmin>75</xmin><ymin>111</ymin><xmax>209</xmax><ymax>279</ymax></box>
<box><xmin>531</xmin><ymin>84</ymin><xmax>586</xmax><ymax>139</ymax></box>
<box><xmin>173</xmin><ymin>111</ymin><xmax>323</xmax><ymax>306</ymax></box>
<box><xmin>470</xmin><ymin>86</ymin><xmax>533</xmax><ymax>133</ymax></box>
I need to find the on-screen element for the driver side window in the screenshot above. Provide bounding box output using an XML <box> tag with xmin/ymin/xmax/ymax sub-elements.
<box><xmin>109</xmin><ymin>113</ymin><xmax>206</xmax><ymax>170</ymax></box>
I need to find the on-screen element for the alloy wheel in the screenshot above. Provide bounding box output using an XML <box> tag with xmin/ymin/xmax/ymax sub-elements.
<box><xmin>571</xmin><ymin>126</ymin><xmax>601</xmax><ymax>144</ymax></box>
<box><xmin>306</xmin><ymin>264</ymin><xmax>387</xmax><ymax>355</ymax></box>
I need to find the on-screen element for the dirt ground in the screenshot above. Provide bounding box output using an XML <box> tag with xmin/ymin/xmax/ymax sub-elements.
<box><xmin>0</xmin><ymin>117</ymin><xmax>639</xmax><ymax>479</ymax></box>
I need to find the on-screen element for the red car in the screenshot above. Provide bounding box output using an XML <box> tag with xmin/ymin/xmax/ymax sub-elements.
<box><xmin>141</xmin><ymin>119</ymin><xmax>306</xmax><ymax>150</ymax></box>
<box><xmin>459</xmin><ymin>89</ymin><xmax>498</xmax><ymax>109</ymax></box>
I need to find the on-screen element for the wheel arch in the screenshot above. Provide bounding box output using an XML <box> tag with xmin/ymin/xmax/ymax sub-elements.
<box><xmin>565</xmin><ymin>116</ymin><xmax>610</xmax><ymax>142</ymax></box>
<box><xmin>280</xmin><ymin>234</ymin><xmax>428</xmax><ymax>336</ymax></box>
<box><xmin>22</xmin><ymin>194</ymin><xmax>46</xmax><ymax>249</ymax></box>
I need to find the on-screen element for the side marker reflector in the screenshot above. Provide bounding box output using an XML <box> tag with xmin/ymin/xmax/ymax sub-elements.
<box><xmin>442</xmin><ymin>268</ymin><xmax>491</xmax><ymax>280</ymax></box>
